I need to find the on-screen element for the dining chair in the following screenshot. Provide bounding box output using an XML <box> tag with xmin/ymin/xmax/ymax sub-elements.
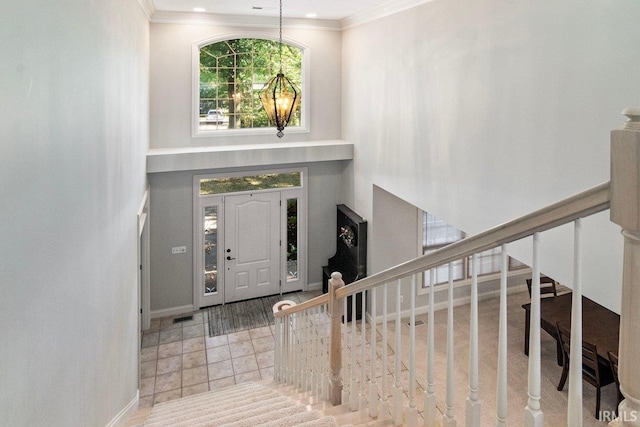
<box><xmin>608</xmin><ymin>351</ymin><xmax>623</xmax><ymax>415</ymax></box>
<box><xmin>526</xmin><ymin>276</ymin><xmax>558</xmax><ymax>298</ymax></box>
<box><xmin>556</xmin><ymin>322</ymin><xmax>615</xmax><ymax>418</ymax></box>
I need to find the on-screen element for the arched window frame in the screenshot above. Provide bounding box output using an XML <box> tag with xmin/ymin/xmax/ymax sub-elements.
<box><xmin>192</xmin><ymin>33</ymin><xmax>310</xmax><ymax>138</ymax></box>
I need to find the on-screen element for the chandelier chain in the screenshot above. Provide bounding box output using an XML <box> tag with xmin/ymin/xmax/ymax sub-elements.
<box><xmin>279</xmin><ymin>0</ymin><xmax>283</xmax><ymax>73</ymax></box>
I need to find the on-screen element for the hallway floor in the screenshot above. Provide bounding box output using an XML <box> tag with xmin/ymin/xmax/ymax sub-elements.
<box><xmin>139</xmin><ymin>289</ymin><xmax>322</xmax><ymax>407</ymax></box>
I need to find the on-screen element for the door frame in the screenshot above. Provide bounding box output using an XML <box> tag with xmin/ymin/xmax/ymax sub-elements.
<box><xmin>192</xmin><ymin>167</ymin><xmax>308</xmax><ymax>308</ymax></box>
<box><xmin>137</xmin><ymin>189</ymin><xmax>150</xmax><ymax>332</ymax></box>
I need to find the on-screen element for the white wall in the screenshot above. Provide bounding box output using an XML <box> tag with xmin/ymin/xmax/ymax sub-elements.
<box><xmin>0</xmin><ymin>0</ymin><xmax>149</xmax><ymax>425</ymax></box>
<box><xmin>343</xmin><ymin>0</ymin><xmax>640</xmax><ymax>313</ymax></box>
<box><xmin>149</xmin><ymin>21</ymin><xmax>342</xmax><ymax>148</ymax></box>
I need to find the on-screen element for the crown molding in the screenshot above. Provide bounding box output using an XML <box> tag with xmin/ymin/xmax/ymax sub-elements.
<box><xmin>341</xmin><ymin>0</ymin><xmax>434</xmax><ymax>30</ymax></box>
<box><xmin>137</xmin><ymin>0</ymin><xmax>155</xmax><ymax>20</ymax></box>
<box><xmin>149</xmin><ymin>10</ymin><xmax>342</xmax><ymax>31</ymax></box>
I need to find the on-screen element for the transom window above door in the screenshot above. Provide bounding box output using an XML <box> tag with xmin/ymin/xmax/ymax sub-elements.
<box><xmin>194</xmin><ymin>37</ymin><xmax>305</xmax><ymax>136</ymax></box>
<box><xmin>199</xmin><ymin>171</ymin><xmax>302</xmax><ymax>195</ymax></box>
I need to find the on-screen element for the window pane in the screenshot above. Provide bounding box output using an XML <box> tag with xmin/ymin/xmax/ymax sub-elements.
<box><xmin>423</xmin><ymin>211</ymin><xmax>464</xmax><ymax>287</ymax></box>
<box><xmin>287</xmin><ymin>198</ymin><xmax>298</xmax><ymax>281</ymax></box>
<box><xmin>475</xmin><ymin>247</ymin><xmax>502</xmax><ymax>275</ymax></box>
<box><xmin>423</xmin><ymin>212</ymin><xmax>464</xmax><ymax>248</ymax></box>
<box><xmin>204</xmin><ymin>206</ymin><xmax>218</xmax><ymax>295</ymax></box>
<box><xmin>200</xmin><ymin>172</ymin><xmax>301</xmax><ymax>195</ymax></box>
<box><xmin>424</xmin><ymin>259</ymin><xmax>464</xmax><ymax>286</ymax></box>
<box><xmin>198</xmin><ymin>38</ymin><xmax>303</xmax><ymax>131</ymax></box>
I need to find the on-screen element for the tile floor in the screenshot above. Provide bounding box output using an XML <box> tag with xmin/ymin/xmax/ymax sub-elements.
<box><xmin>138</xmin><ymin>290</ymin><xmax>321</xmax><ymax>407</ymax></box>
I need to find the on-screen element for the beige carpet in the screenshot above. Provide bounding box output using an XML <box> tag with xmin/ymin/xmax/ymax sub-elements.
<box><xmin>141</xmin><ymin>382</ymin><xmax>340</xmax><ymax>427</ymax></box>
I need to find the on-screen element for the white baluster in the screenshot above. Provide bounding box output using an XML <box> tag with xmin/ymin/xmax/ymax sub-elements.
<box><xmin>286</xmin><ymin>314</ymin><xmax>293</xmax><ymax>385</ymax></box>
<box><xmin>370</xmin><ymin>286</ymin><xmax>379</xmax><ymax>418</ymax></box>
<box><xmin>301</xmin><ymin>309</ymin><xmax>308</xmax><ymax>390</ymax></box>
<box><xmin>350</xmin><ymin>293</ymin><xmax>359</xmax><ymax>411</ymax></box>
<box><xmin>310</xmin><ymin>308</ymin><xmax>316</xmax><ymax>392</ymax></box>
<box><xmin>273</xmin><ymin>316</ymin><xmax>280</xmax><ymax>381</ymax></box>
<box><xmin>567</xmin><ymin>219</ymin><xmax>583</xmax><ymax>425</ymax></box>
<box><xmin>466</xmin><ymin>254</ymin><xmax>481</xmax><ymax>427</ymax></box>
<box><xmin>381</xmin><ymin>283</ymin><xmax>390</xmax><ymax>417</ymax></box>
<box><xmin>443</xmin><ymin>263</ymin><xmax>457</xmax><ymax>427</ymax></box>
<box><xmin>323</xmin><ymin>303</ymin><xmax>330</xmax><ymax>401</ymax></box>
<box><xmin>343</xmin><ymin>296</ymin><xmax>350</xmax><ymax>405</ymax></box>
<box><xmin>424</xmin><ymin>270</ymin><xmax>437</xmax><ymax>427</ymax></box>
<box><xmin>360</xmin><ymin>290</ymin><xmax>368</xmax><ymax>411</ymax></box>
<box><xmin>495</xmin><ymin>245</ymin><xmax>508</xmax><ymax>426</ymax></box>
<box><xmin>297</xmin><ymin>312</ymin><xmax>303</xmax><ymax>388</ymax></box>
<box><xmin>293</xmin><ymin>312</ymin><xmax>300</xmax><ymax>387</ymax></box>
<box><xmin>393</xmin><ymin>280</ymin><xmax>404</xmax><ymax>425</ymax></box>
<box><xmin>408</xmin><ymin>275</ymin><xmax>418</xmax><ymax>426</ymax></box>
<box><xmin>524</xmin><ymin>233</ymin><xmax>544</xmax><ymax>426</ymax></box>
<box><xmin>315</xmin><ymin>305</ymin><xmax>322</xmax><ymax>398</ymax></box>
<box><xmin>328</xmin><ymin>273</ymin><xmax>344</xmax><ymax>406</ymax></box>
<box><xmin>310</xmin><ymin>306</ymin><xmax>317</xmax><ymax>396</ymax></box>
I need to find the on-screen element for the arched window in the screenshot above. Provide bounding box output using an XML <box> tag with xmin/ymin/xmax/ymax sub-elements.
<box><xmin>195</xmin><ymin>37</ymin><xmax>304</xmax><ymax>134</ymax></box>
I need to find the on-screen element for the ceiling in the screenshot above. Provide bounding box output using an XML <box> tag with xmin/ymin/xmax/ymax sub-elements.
<box><xmin>151</xmin><ymin>0</ymin><xmax>393</xmax><ymax>21</ymax></box>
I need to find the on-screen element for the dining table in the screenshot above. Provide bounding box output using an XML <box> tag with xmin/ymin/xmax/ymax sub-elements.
<box><xmin>522</xmin><ymin>292</ymin><xmax>620</xmax><ymax>366</ymax></box>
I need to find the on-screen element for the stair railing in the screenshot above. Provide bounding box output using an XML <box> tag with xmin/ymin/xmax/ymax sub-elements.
<box><xmin>273</xmin><ymin>108</ymin><xmax>640</xmax><ymax>427</ymax></box>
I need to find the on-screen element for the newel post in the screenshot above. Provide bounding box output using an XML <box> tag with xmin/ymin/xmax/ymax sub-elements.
<box><xmin>610</xmin><ymin>107</ymin><xmax>640</xmax><ymax>426</ymax></box>
<box><xmin>328</xmin><ymin>271</ymin><xmax>345</xmax><ymax>406</ymax></box>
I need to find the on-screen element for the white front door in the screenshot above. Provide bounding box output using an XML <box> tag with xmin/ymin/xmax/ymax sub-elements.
<box><xmin>224</xmin><ymin>192</ymin><xmax>281</xmax><ymax>303</ymax></box>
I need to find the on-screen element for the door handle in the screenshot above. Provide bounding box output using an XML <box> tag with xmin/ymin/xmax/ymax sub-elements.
<box><xmin>226</xmin><ymin>256</ymin><xmax>236</xmax><ymax>260</ymax></box>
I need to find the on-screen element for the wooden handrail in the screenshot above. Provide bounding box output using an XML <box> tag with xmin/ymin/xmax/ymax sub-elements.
<box><xmin>273</xmin><ymin>293</ymin><xmax>329</xmax><ymax>319</ymax></box>
<box><xmin>336</xmin><ymin>182</ymin><xmax>610</xmax><ymax>299</ymax></box>
<box><xmin>276</xmin><ymin>182</ymin><xmax>609</xmax><ymax>319</ymax></box>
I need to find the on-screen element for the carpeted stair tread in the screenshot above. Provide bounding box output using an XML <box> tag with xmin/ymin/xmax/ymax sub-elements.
<box><xmin>148</xmin><ymin>382</ymin><xmax>265</xmax><ymax>414</ymax></box>
<box><xmin>296</xmin><ymin>416</ymin><xmax>340</xmax><ymax>427</ymax></box>
<box><xmin>219</xmin><ymin>403</ymin><xmax>308</xmax><ymax>426</ymax></box>
<box><xmin>145</xmin><ymin>391</ymin><xmax>283</xmax><ymax>422</ymax></box>
<box><xmin>142</xmin><ymin>381</ymin><xmax>337</xmax><ymax>427</ymax></box>
<box><xmin>248</xmin><ymin>411</ymin><xmax>340</xmax><ymax>427</ymax></box>
<box><xmin>144</xmin><ymin>396</ymin><xmax>290</xmax><ymax>427</ymax></box>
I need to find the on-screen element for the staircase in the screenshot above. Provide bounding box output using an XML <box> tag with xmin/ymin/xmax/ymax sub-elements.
<box><xmin>127</xmin><ymin>381</ymin><xmax>389</xmax><ymax>426</ymax></box>
<box><xmin>127</xmin><ymin>108</ymin><xmax>640</xmax><ymax>427</ymax></box>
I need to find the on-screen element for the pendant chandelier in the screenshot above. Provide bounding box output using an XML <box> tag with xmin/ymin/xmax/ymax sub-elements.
<box><xmin>259</xmin><ymin>0</ymin><xmax>301</xmax><ymax>138</ymax></box>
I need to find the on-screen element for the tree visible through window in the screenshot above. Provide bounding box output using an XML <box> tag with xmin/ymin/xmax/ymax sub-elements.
<box><xmin>199</xmin><ymin>38</ymin><xmax>303</xmax><ymax>131</ymax></box>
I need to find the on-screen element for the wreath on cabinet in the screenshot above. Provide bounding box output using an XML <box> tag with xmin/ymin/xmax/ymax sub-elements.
<box><xmin>339</xmin><ymin>225</ymin><xmax>356</xmax><ymax>248</ymax></box>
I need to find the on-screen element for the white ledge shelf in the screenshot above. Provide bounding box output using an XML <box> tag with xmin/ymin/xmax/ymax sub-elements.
<box><xmin>146</xmin><ymin>140</ymin><xmax>353</xmax><ymax>173</ymax></box>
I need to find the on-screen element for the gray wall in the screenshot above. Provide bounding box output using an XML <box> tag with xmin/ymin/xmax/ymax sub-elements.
<box><xmin>343</xmin><ymin>0</ymin><xmax>640</xmax><ymax>313</ymax></box>
<box><xmin>0</xmin><ymin>0</ymin><xmax>149</xmax><ymax>425</ymax></box>
<box><xmin>149</xmin><ymin>161</ymin><xmax>350</xmax><ymax>312</ymax></box>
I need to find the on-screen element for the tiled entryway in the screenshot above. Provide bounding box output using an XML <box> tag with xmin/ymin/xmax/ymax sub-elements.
<box><xmin>138</xmin><ymin>290</ymin><xmax>321</xmax><ymax>407</ymax></box>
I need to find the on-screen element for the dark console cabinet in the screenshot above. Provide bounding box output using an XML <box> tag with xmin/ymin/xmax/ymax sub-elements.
<box><xmin>322</xmin><ymin>204</ymin><xmax>367</xmax><ymax>322</ymax></box>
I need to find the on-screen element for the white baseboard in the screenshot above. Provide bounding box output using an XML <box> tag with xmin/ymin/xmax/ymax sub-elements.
<box><xmin>151</xmin><ymin>304</ymin><xmax>196</xmax><ymax>319</ymax></box>
<box><xmin>307</xmin><ymin>281</ymin><xmax>322</xmax><ymax>292</ymax></box>
<box><xmin>106</xmin><ymin>391</ymin><xmax>139</xmax><ymax>427</ymax></box>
